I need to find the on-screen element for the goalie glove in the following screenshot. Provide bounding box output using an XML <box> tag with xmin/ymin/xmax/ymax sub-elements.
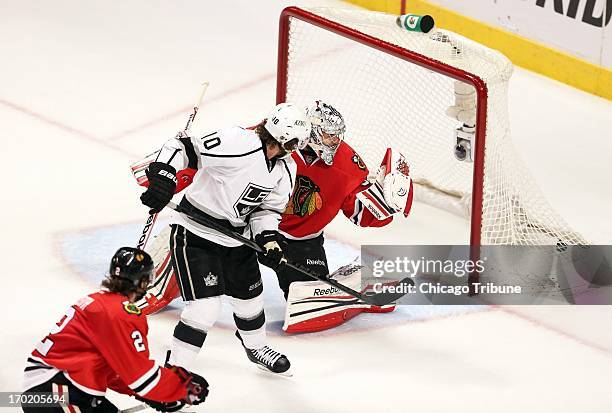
<box><xmin>356</xmin><ymin>148</ymin><xmax>413</xmax><ymax>218</ymax></box>
<box><xmin>380</xmin><ymin>148</ymin><xmax>413</xmax><ymax>217</ymax></box>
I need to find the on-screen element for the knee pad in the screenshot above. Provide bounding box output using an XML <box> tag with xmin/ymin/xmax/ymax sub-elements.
<box><xmin>180</xmin><ymin>296</ymin><xmax>222</xmax><ymax>332</ymax></box>
<box><xmin>228</xmin><ymin>294</ymin><xmax>264</xmax><ymax>319</ymax></box>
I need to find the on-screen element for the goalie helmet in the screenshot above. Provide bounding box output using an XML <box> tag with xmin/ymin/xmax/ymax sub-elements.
<box><xmin>264</xmin><ymin>103</ymin><xmax>311</xmax><ymax>152</ymax></box>
<box><xmin>108</xmin><ymin>247</ymin><xmax>155</xmax><ymax>287</ymax></box>
<box><xmin>307</xmin><ymin>100</ymin><xmax>346</xmax><ymax>165</ymax></box>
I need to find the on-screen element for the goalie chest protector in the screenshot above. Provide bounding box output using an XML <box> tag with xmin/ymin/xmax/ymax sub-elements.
<box><xmin>280</xmin><ymin>141</ymin><xmax>368</xmax><ymax>239</ymax></box>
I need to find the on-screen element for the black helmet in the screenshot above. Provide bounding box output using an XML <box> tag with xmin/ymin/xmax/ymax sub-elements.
<box><xmin>109</xmin><ymin>247</ymin><xmax>154</xmax><ymax>287</ymax></box>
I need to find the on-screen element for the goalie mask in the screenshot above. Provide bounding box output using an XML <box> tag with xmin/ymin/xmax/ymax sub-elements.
<box><xmin>307</xmin><ymin>101</ymin><xmax>346</xmax><ymax>165</ymax></box>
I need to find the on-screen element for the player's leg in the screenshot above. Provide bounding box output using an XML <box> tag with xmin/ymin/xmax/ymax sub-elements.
<box><xmin>225</xmin><ymin>246</ymin><xmax>291</xmax><ymax>375</ymax></box>
<box><xmin>22</xmin><ymin>372</ymin><xmax>119</xmax><ymax>413</ymax></box>
<box><xmin>167</xmin><ymin>224</ymin><xmax>224</xmax><ymax>368</ymax></box>
<box><xmin>275</xmin><ymin>234</ymin><xmax>329</xmax><ymax>299</ymax></box>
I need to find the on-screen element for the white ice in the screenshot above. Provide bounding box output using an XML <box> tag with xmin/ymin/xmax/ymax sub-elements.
<box><xmin>1</xmin><ymin>1</ymin><xmax>612</xmax><ymax>412</ymax></box>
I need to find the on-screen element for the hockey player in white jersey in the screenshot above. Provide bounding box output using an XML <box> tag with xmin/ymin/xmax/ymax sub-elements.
<box><xmin>139</xmin><ymin>103</ymin><xmax>311</xmax><ymax>375</ymax></box>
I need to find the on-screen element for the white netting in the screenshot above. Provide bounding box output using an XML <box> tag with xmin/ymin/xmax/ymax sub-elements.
<box><xmin>282</xmin><ymin>7</ymin><xmax>586</xmax><ymax>246</ymax></box>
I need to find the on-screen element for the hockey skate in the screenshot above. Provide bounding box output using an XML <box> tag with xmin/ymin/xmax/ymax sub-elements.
<box><xmin>235</xmin><ymin>331</ymin><xmax>292</xmax><ymax>376</ymax></box>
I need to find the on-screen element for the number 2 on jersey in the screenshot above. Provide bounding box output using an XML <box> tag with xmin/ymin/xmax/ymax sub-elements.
<box><xmin>131</xmin><ymin>330</ymin><xmax>146</xmax><ymax>352</ymax></box>
<box><xmin>35</xmin><ymin>307</ymin><xmax>76</xmax><ymax>356</ymax></box>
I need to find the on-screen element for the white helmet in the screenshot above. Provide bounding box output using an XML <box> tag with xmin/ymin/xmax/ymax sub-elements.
<box><xmin>264</xmin><ymin>103</ymin><xmax>311</xmax><ymax>151</ymax></box>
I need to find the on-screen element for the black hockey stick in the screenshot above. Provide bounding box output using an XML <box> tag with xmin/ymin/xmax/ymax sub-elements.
<box><xmin>166</xmin><ymin>201</ymin><xmax>413</xmax><ymax>306</ymax></box>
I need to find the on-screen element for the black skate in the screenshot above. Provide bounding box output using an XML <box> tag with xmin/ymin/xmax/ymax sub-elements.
<box><xmin>235</xmin><ymin>331</ymin><xmax>292</xmax><ymax>376</ymax></box>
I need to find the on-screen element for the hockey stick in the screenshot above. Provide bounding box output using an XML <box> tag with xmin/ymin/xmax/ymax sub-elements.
<box><xmin>119</xmin><ymin>404</ymin><xmax>148</xmax><ymax>413</ymax></box>
<box><xmin>166</xmin><ymin>201</ymin><xmax>413</xmax><ymax>306</ymax></box>
<box><xmin>136</xmin><ymin>82</ymin><xmax>210</xmax><ymax>250</ymax></box>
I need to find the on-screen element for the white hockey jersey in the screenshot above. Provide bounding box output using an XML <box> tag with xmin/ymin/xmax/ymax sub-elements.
<box><xmin>155</xmin><ymin>126</ymin><xmax>296</xmax><ymax>247</ymax></box>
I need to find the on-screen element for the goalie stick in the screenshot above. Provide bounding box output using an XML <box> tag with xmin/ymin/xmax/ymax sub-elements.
<box><xmin>166</xmin><ymin>201</ymin><xmax>413</xmax><ymax>307</ymax></box>
<box><xmin>136</xmin><ymin>81</ymin><xmax>210</xmax><ymax>250</ymax></box>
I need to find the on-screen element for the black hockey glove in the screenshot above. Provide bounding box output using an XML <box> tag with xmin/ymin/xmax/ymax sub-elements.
<box><xmin>140</xmin><ymin>162</ymin><xmax>177</xmax><ymax>214</ymax></box>
<box><xmin>255</xmin><ymin>230</ymin><xmax>287</xmax><ymax>271</ymax></box>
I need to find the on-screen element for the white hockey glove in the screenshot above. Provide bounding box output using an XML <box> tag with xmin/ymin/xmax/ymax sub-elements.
<box><xmin>446</xmin><ymin>80</ymin><xmax>476</xmax><ymax>126</ymax></box>
<box><xmin>356</xmin><ymin>148</ymin><xmax>413</xmax><ymax>218</ymax></box>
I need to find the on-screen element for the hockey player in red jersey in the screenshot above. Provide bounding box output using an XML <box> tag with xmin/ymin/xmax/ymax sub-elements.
<box><xmin>275</xmin><ymin>100</ymin><xmax>413</xmax><ymax>332</ymax></box>
<box><xmin>22</xmin><ymin>247</ymin><xmax>208</xmax><ymax>413</ymax></box>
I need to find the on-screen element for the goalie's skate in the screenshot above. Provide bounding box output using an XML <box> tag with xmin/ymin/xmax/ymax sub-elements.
<box><xmin>235</xmin><ymin>331</ymin><xmax>292</xmax><ymax>376</ymax></box>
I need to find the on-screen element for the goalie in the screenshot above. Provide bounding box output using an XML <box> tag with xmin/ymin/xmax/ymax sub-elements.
<box><xmin>133</xmin><ymin>101</ymin><xmax>413</xmax><ymax>333</ymax></box>
<box><xmin>274</xmin><ymin>100</ymin><xmax>413</xmax><ymax>332</ymax></box>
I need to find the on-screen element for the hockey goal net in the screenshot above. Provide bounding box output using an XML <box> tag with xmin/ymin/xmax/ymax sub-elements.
<box><xmin>277</xmin><ymin>6</ymin><xmax>586</xmax><ymax>247</ymax></box>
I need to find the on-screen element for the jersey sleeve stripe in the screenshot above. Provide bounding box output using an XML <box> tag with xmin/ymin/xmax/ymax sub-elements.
<box><xmin>352</xmin><ymin>201</ymin><xmax>363</xmax><ymax>225</ymax></box>
<box><xmin>135</xmin><ymin>369</ymin><xmax>162</xmax><ymax>397</ymax></box>
<box><xmin>280</xmin><ymin>159</ymin><xmax>294</xmax><ymax>188</ymax></box>
<box><xmin>153</xmin><ymin>149</ymin><xmax>162</xmax><ymax>162</ymax></box>
<box><xmin>26</xmin><ymin>357</ymin><xmax>50</xmax><ymax>366</ymax></box>
<box><xmin>367</xmin><ymin>184</ymin><xmax>396</xmax><ymax>215</ymax></box>
<box><xmin>166</xmin><ymin>148</ymin><xmax>182</xmax><ymax>164</ymax></box>
<box><xmin>24</xmin><ymin>365</ymin><xmax>53</xmax><ymax>372</ymax></box>
<box><xmin>200</xmin><ymin>147</ymin><xmax>262</xmax><ymax>158</ymax></box>
<box><xmin>178</xmin><ymin>137</ymin><xmax>198</xmax><ymax>169</ymax></box>
<box><xmin>251</xmin><ymin>208</ymin><xmax>283</xmax><ymax>216</ymax></box>
<box><xmin>129</xmin><ymin>364</ymin><xmax>160</xmax><ymax>390</ymax></box>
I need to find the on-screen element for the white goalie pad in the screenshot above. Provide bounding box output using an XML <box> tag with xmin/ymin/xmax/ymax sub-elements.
<box><xmin>147</xmin><ymin>225</ymin><xmax>172</xmax><ymax>264</ymax></box>
<box><xmin>283</xmin><ymin>262</ymin><xmax>368</xmax><ymax>333</ymax></box>
<box><xmin>283</xmin><ymin>261</ymin><xmax>395</xmax><ymax>333</ymax></box>
<box><xmin>134</xmin><ymin>226</ymin><xmax>180</xmax><ymax>313</ymax></box>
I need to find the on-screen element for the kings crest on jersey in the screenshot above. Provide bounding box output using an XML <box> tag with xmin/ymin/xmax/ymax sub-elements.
<box><xmin>154</xmin><ymin>126</ymin><xmax>296</xmax><ymax>247</ymax></box>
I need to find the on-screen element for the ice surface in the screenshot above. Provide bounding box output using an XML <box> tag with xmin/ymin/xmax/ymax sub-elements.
<box><xmin>2</xmin><ymin>0</ymin><xmax>612</xmax><ymax>411</ymax></box>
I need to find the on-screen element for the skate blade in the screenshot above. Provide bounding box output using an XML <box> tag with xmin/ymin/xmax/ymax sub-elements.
<box><xmin>254</xmin><ymin>363</ymin><xmax>294</xmax><ymax>377</ymax></box>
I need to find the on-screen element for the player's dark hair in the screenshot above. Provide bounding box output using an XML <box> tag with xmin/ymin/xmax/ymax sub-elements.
<box><xmin>102</xmin><ymin>247</ymin><xmax>154</xmax><ymax>296</ymax></box>
<box><xmin>101</xmin><ymin>277</ymin><xmax>134</xmax><ymax>295</ymax></box>
<box><xmin>254</xmin><ymin>121</ymin><xmax>279</xmax><ymax>148</ymax></box>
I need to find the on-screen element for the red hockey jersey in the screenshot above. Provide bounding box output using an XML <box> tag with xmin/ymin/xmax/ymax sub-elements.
<box><xmin>24</xmin><ymin>291</ymin><xmax>188</xmax><ymax>402</ymax></box>
<box><xmin>280</xmin><ymin>141</ymin><xmax>392</xmax><ymax>239</ymax></box>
